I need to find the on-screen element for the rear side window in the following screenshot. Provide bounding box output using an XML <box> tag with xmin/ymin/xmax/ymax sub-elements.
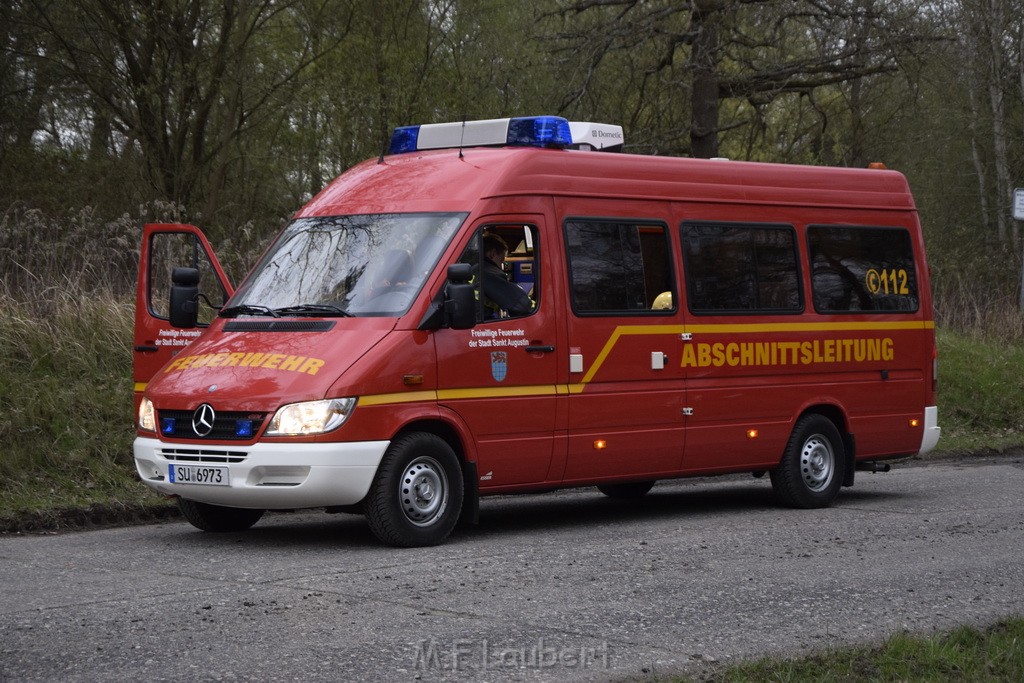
<box><xmin>807</xmin><ymin>225</ymin><xmax>918</xmax><ymax>313</ymax></box>
<box><xmin>564</xmin><ymin>219</ymin><xmax>675</xmax><ymax>314</ymax></box>
<box><xmin>682</xmin><ymin>222</ymin><xmax>801</xmax><ymax>314</ymax></box>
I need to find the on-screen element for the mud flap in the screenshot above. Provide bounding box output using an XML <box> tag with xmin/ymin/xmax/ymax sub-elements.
<box><xmin>842</xmin><ymin>432</ymin><xmax>856</xmax><ymax>487</ymax></box>
<box><xmin>460</xmin><ymin>460</ymin><xmax>480</xmax><ymax>526</ymax></box>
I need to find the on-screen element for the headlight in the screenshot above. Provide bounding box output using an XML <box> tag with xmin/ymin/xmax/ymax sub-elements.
<box><xmin>138</xmin><ymin>398</ymin><xmax>157</xmax><ymax>432</ymax></box>
<box><xmin>266</xmin><ymin>398</ymin><xmax>357</xmax><ymax>436</ymax></box>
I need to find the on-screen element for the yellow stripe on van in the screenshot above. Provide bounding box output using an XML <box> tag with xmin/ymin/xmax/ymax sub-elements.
<box><xmin>582</xmin><ymin>324</ymin><xmax>686</xmax><ymax>384</ymax></box>
<box><xmin>438</xmin><ymin>384</ymin><xmax>558</xmax><ymax>401</ymax></box>
<box><xmin>140</xmin><ymin>320</ymin><xmax>934</xmax><ymax>408</ymax></box>
<box><xmin>361</xmin><ymin>385</ymin><xmax>559</xmax><ymax>406</ymax></box>
<box><xmin>359</xmin><ymin>390</ymin><xmax>438</xmax><ymax>407</ymax></box>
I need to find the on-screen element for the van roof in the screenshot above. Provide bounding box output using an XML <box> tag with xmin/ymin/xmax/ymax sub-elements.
<box><xmin>297</xmin><ymin>147</ymin><xmax>917</xmax><ymax>218</ymax></box>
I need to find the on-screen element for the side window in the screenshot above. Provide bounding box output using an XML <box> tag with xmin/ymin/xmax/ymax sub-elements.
<box><xmin>456</xmin><ymin>224</ymin><xmax>537</xmax><ymax>322</ymax></box>
<box><xmin>148</xmin><ymin>232</ymin><xmax>227</xmax><ymax>325</ymax></box>
<box><xmin>565</xmin><ymin>219</ymin><xmax>674</xmax><ymax>314</ymax></box>
<box><xmin>807</xmin><ymin>225</ymin><xmax>919</xmax><ymax>313</ymax></box>
<box><xmin>682</xmin><ymin>222</ymin><xmax>801</xmax><ymax>314</ymax></box>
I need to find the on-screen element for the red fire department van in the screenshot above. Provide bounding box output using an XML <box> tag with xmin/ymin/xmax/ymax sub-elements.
<box><xmin>133</xmin><ymin>116</ymin><xmax>939</xmax><ymax>547</ymax></box>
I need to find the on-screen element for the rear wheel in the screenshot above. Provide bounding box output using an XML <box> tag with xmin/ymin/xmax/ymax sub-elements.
<box><xmin>596</xmin><ymin>481</ymin><xmax>655</xmax><ymax>499</ymax></box>
<box><xmin>177</xmin><ymin>498</ymin><xmax>265</xmax><ymax>532</ymax></box>
<box><xmin>770</xmin><ymin>414</ymin><xmax>845</xmax><ymax>509</ymax></box>
<box><xmin>365</xmin><ymin>433</ymin><xmax>464</xmax><ymax>547</ymax></box>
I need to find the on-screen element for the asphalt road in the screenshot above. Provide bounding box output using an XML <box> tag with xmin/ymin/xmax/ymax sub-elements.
<box><xmin>2</xmin><ymin>457</ymin><xmax>1023</xmax><ymax>682</ymax></box>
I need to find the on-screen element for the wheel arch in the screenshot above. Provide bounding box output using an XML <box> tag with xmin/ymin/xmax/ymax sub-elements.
<box><xmin>392</xmin><ymin>416</ymin><xmax>480</xmax><ymax>524</ymax></box>
<box><xmin>794</xmin><ymin>403</ymin><xmax>856</xmax><ymax>487</ymax></box>
<box><xmin>393</xmin><ymin>418</ymin><xmax>466</xmax><ymax>460</ymax></box>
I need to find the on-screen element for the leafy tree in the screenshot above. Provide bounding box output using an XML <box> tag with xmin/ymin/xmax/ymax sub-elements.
<box><xmin>545</xmin><ymin>0</ymin><xmax>943</xmax><ymax>161</ymax></box>
<box><xmin>10</xmin><ymin>0</ymin><xmax>351</xmax><ymax>222</ymax></box>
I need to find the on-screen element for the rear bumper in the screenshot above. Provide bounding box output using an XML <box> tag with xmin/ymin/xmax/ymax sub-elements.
<box><xmin>133</xmin><ymin>437</ymin><xmax>389</xmax><ymax>509</ymax></box>
<box><xmin>918</xmin><ymin>405</ymin><xmax>940</xmax><ymax>455</ymax></box>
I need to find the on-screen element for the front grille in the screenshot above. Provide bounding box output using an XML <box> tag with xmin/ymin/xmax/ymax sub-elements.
<box><xmin>157</xmin><ymin>409</ymin><xmax>267</xmax><ymax>440</ymax></box>
<box><xmin>159</xmin><ymin>447</ymin><xmax>248</xmax><ymax>463</ymax></box>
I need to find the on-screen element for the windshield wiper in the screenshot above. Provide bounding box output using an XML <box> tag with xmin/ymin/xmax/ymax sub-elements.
<box><xmin>219</xmin><ymin>304</ymin><xmax>280</xmax><ymax>318</ymax></box>
<box><xmin>272</xmin><ymin>303</ymin><xmax>353</xmax><ymax>318</ymax></box>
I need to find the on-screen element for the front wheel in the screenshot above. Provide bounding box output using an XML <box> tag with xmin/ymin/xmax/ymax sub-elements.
<box><xmin>177</xmin><ymin>498</ymin><xmax>265</xmax><ymax>532</ymax></box>
<box><xmin>365</xmin><ymin>433</ymin><xmax>464</xmax><ymax>547</ymax></box>
<box><xmin>770</xmin><ymin>414</ymin><xmax>845</xmax><ymax>509</ymax></box>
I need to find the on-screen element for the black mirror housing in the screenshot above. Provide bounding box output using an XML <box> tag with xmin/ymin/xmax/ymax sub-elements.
<box><xmin>169</xmin><ymin>267</ymin><xmax>200</xmax><ymax>329</ymax></box>
<box><xmin>445</xmin><ymin>263</ymin><xmax>476</xmax><ymax>330</ymax></box>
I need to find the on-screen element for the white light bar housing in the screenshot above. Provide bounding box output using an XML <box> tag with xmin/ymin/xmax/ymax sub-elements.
<box><xmin>388</xmin><ymin>116</ymin><xmax>624</xmax><ymax>155</ymax></box>
<box><xmin>414</xmin><ymin>118</ymin><xmax>510</xmax><ymax>150</ymax></box>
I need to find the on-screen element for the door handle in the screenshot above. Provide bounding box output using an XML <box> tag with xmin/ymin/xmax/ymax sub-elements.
<box><xmin>525</xmin><ymin>345</ymin><xmax>555</xmax><ymax>353</ymax></box>
<box><xmin>135</xmin><ymin>345</ymin><xmax>159</xmax><ymax>353</ymax></box>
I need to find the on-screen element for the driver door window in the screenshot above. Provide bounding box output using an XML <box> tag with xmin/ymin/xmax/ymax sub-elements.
<box><xmin>457</xmin><ymin>224</ymin><xmax>538</xmax><ymax>322</ymax></box>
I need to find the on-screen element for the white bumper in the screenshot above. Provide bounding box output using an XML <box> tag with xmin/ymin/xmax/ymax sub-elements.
<box><xmin>133</xmin><ymin>437</ymin><xmax>389</xmax><ymax>509</ymax></box>
<box><xmin>918</xmin><ymin>405</ymin><xmax>940</xmax><ymax>455</ymax></box>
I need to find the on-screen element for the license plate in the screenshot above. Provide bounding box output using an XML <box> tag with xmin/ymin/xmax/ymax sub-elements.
<box><xmin>168</xmin><ymin>464</ymin><xmax>230</xmax><ymax>486</ymax></box>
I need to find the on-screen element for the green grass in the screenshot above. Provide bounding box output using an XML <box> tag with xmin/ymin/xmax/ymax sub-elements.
<box><xmin>0</xmin><ymin>288</ymin><xmax>168</xmax><ymax>530</ymax></box>
<box><xmin>934</xmin><ymin>328</ymin><xmax>1024</xmax><ymax>453</ymax></box>
<box><xmin>696</xmin><ymin>618</ymin><xmax>1024</xmax><ymax>682</ymax></box>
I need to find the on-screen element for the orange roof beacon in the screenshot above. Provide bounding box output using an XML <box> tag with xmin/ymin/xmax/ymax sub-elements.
<box><xmin>133</xmin><ymin>116</ymin><xmax>939</xmax><ymax>547</ymax></box>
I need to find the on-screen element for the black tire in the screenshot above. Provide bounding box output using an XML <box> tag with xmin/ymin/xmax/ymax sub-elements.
<box><xmin>770</xmin><ymin>414</ymin><xmax>845</xmax><ymax>509</ymax></box>
<box><xmin>596</xmin><ymin>481</ymin><xmax>656</xmax><ymax>499</ymax></box>
<box><xmin>365</xmin><ymin>433</ymin><xmax>464</xmax><ymax>547</ymax></box>
<box><xmin>177</xmin><ymin>498</ymin><xmax>265</xmax><ymax>532</ymax></box>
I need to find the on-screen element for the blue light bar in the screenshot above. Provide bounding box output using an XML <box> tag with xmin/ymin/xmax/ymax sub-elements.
<box><xmin>387</xmin><ymin>116</ymin><xmax>582</xmax><ymax>155</ymax></box>
<box><xmin>507</xmin><ymin>116</ymin><xmax>573</xmax><ymax>148</ymax></box>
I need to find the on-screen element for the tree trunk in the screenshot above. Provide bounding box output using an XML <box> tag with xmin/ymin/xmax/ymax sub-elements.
<box><xmin>689</xmin><ymin>5</ymin><xmax>719</xmax><ymax>159</ymax></box>
<box><xmin>987</xmin><ymin>0</ymin><xmax>1011</xmax><ymax>242</ymax></box>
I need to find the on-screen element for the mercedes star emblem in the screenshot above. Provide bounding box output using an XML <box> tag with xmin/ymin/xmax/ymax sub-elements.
<box><xmin>192</xmin><ymin>403</ymin><xmax>216</xmax><ymax>437</ymax></box>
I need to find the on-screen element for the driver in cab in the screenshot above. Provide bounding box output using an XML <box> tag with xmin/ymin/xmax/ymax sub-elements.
<box><xmin>482</xmin><ymin>234</ymin><xmax>533</xmax><ymax>317</ymax></box>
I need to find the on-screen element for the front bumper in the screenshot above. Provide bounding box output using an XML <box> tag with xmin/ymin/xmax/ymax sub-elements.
<box><xmin>133</xmin><ymin>437</ymin><xmax>390</xmax><ymax>509</ymax></box>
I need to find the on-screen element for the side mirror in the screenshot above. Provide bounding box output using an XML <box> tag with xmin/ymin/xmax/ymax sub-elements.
<box><xmin>445</xmin><ymin>263</ymin><xmax>476</xmax><ymax>330</ymax></box>
<box><xmin>169</xmin><ymin>267</ymin><xmax>200</xmax><ymax>329</ymax></box>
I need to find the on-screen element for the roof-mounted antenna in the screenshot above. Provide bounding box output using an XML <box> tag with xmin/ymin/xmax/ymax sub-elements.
<box><xmin>377</xmin><ymin>130</ymin><xmax>389</xmax><ymax>164</ymax></box>
<box><xmin>458</xmin><ymin>117</ymin><xmax>466</xmax><ymax>159</ymax></box>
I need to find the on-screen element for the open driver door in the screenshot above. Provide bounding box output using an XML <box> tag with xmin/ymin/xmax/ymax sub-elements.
<box><xmin>133</xmin><ymin>223</ymin><xmax>233</xmax><ymax>412</ymax></box>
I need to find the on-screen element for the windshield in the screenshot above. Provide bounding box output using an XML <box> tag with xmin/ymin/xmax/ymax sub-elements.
<box><xmin>225</xmin><ymin>213</ymin><xmax>466</xmax><ymax>317</ymax></box>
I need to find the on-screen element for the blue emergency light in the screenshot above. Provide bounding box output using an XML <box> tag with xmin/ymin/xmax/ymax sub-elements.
<box><xmin>506</xmin><ymin>116</ymin><xmax>573</xmax><ymax>147</ymax></box>
<box><xmin>388</xmin><ymin>126</ymin><xmax>420</xmax><ymax>154</ymax></box>
<box><xmin>388</xmin><ymin>116</ymin><xmax>576</xmax><ymax>155</ymax></box>
<box><xmin>161</xmin><ymin>417</ymin><xmax>176</xmax><ymax>435</ymax></box>
<box><xmin>234</xmin><ymin>419</ymin><xmax>254</xmax><ymax>438</ymax></box>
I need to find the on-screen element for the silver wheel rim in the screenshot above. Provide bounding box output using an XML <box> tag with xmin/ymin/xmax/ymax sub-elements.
<box><xmin>800</xmin><ymin>434</ymin><xmax>834</xmax><ymax>492</ymax></box>
<box><xmin>399</xmin><ymin>456</ymin><xmax>449</xmax><ymax>527</ymax></box>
